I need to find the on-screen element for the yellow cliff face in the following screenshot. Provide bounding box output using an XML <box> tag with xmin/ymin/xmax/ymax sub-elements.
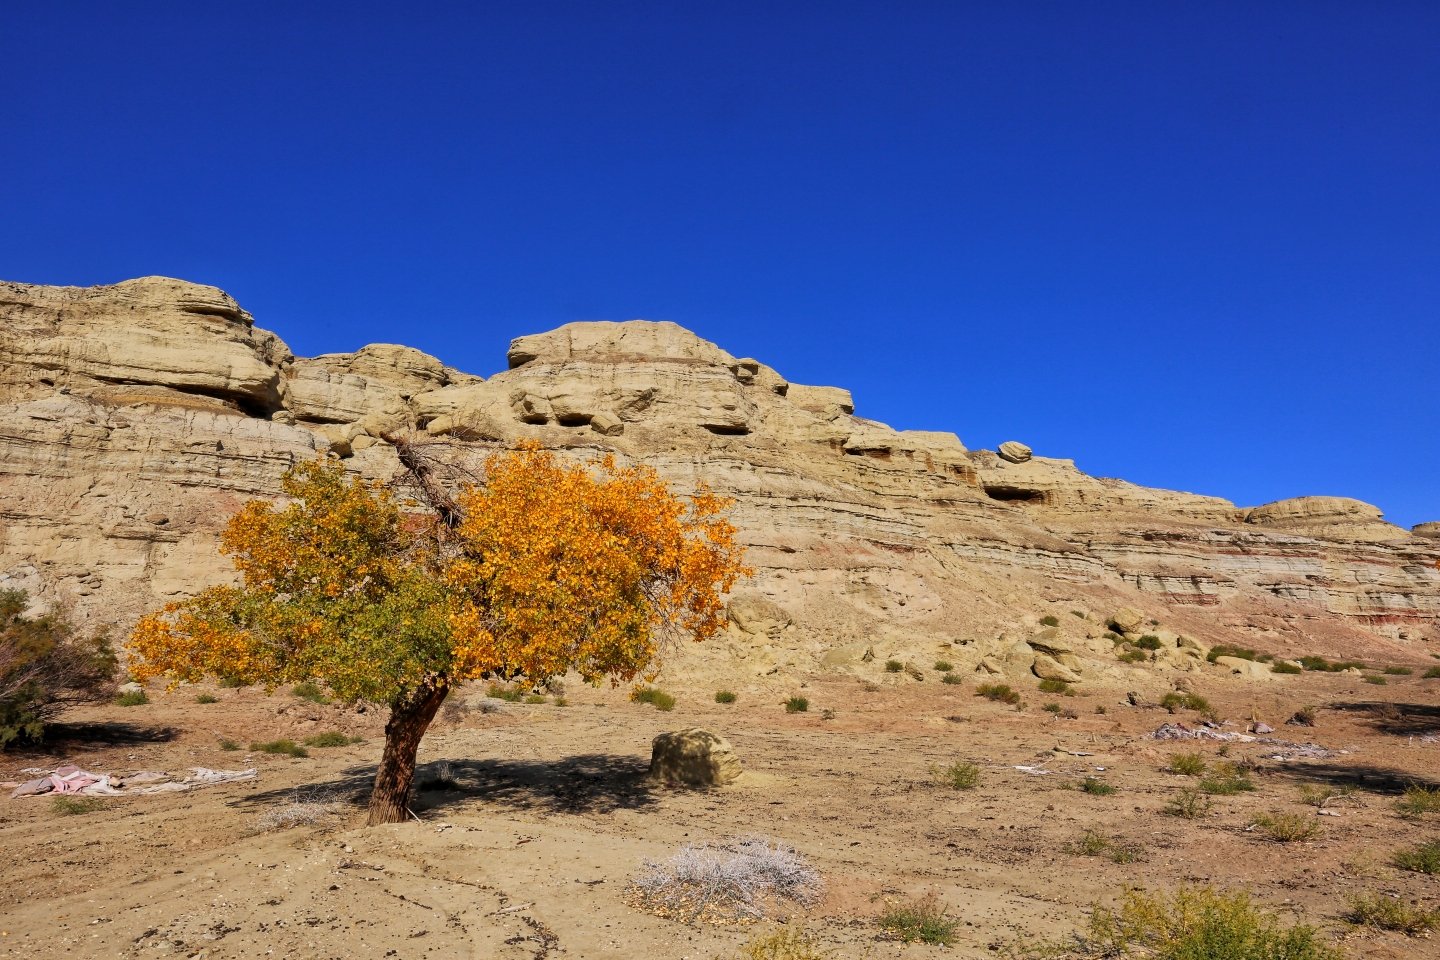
<box><xmin>1</xmin><ymin>278</ymin><xmax>1436</xmax><ymax>679</ymax></box>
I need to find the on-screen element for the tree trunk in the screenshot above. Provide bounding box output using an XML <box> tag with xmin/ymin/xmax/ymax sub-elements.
<box><xmin>367</xmin><ymin>684</ymin><xmax>448</xmax><ymax>825</ymax></box>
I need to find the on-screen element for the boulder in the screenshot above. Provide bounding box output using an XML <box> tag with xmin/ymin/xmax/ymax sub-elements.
<box><xmin>1032</xmin><ymin>655</ymin><xmax>1081</xmax><ymax>683</ymax></box>
<box><xmin>727</xmin><ymin>594</ymin><xmax>792</xmax><ymax>639</ymax></box>
<box><xmin>1027</xmin><ymin>627</ymin><xmax>1073</xmax><ymax>657</ymax></box>
<box><xmin>820</xmin><ymin>643</ymin><xmax>871</xmax><ymax>669</ymax></box>
<box><xmin>1214</xmin><ymin>656</ymin><xmax>1272</xmax><ymax>680</ymax></box>
<box><xmin>904</xmin><ymin>661</ymin><xmax>925</xmax><ymax>681</ymax></box>
<box><xmin>1110</xmin><ymin>607</ymin><xmax>1145</xmax><ymax>633</ymax></box>
<box><xmin>997</xmin><ymin>441</ymin><xmax>1032</xmax><ymax>463</ymax></box>
<box><xmin>978</xmin><ymin>657</ymin><xmax>1006</xmax><ymax>675</ymax></box>
<box><xmin>649</xmin><ymin>728</ymin><xmax>743</xmax><ymax>786</ymax></box>
<box><xmin>590</xmin><ymin>411</ymin><xmax>625</xmax><ymax>436</ymax></box>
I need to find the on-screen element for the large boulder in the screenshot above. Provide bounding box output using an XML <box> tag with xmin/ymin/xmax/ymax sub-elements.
<box><xmin>1032</xmin><ymin>654</ymin><xmax>1081</xmax><ymax>683</ymax></box>
<box><xmin>997</xmin><ymin>441</ymin><xmax>1032</xmax><ymax>463</ymax></box>
<box><xmin>1110</xmin><ymin>607</ymin><xmax>1145</xmax><ymax>633</ymax></box>
<box><xmin>649</xmin><ymin>729</ymin><xmax>743</xmax><ymax>786</ymax></box>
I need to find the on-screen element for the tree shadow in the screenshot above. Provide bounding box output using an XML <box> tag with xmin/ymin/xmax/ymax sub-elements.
<box><xmin>6</xmin><ymin>722</ymin><xmax>181</xmax><ymax>757</ymax></box>
<box><xmin>232</xmin><ymin>752</ymin><xmax>659</xmax><ymax>816</ymax></box>
<box><xmin>1260</xmin><ymin>759</ymin><xmax>1439</xmax><ymax>795</ymax></box>
<box><xmin>1325</xmin><ymin>700</ymin><xmax>1440</xmax><ymax>737</ymax></box>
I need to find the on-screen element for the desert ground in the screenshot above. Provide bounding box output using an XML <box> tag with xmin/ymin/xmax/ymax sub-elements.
<box><xmin>3</xmin><ymin>667</ymin><xmax>1438</xmax><ymax>960</ymax></box>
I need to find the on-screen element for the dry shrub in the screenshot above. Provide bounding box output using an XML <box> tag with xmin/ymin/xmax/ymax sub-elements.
<box><xmin>1346</xmin><ymin>890</ymin><xmax>1439</xmax><ymax>934</ymax></box>
<box><xmin>930</xmin><ymin>760</ymin><xmax>980</xmax><ymax>790</ymax></box>
<box><xmin>627</xmin><ymin>835</ymin><xmax>823</xmax><ymax>922</ymax></box>
<box><xmin>252</xmin><ymin>789</ymin><xmax>342</xmax><ymax>833</ymax></box>
<box><xmin>1395</xmin><ymin>783</ymin><xmax>1440</xmax><ymax>820</ymax></box>
<box><xmin>1250</xmin><ymin>813</ymin><xmax>1323</xmax><ymax>842</ymax></box>
<box><xmin>725</xmin><ymin>926</ymin><xmax>834</xmax><ymax>960</ymax></box>
<box><xmin>876</xmin><ymin>891</ymin><xmax>960</xmax><ymax>945</ymax></box>
<box><xmin>1392</xmin><ymin>837</ymin><xmax>1440</xmax><ymax>875</ymax></box>
<box><xmin>1089</xmin><ymin>886</ymin><xmax>1340</xmax><ymax>959</ymax></box>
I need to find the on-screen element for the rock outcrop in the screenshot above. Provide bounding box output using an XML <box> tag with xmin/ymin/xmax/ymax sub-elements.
<box><xmin>1</xmin><ymin>277</ymin><xmax>1436</xmax><ymax>685</ymax></box>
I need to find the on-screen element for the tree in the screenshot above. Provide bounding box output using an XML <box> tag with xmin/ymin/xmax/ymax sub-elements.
<box><xmin>127</xmin><ymin>443</ymin><xmax>746</xmax><ymax>824</ymax></box>
<box><xmin>1</xmin><ymin>590</ymin><xmax>118</xmax><ymax>747</ymax></box>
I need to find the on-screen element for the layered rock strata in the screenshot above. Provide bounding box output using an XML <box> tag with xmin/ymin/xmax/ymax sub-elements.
<box><xmin>1</xmin><ymin>277</ymin><xmax>1436</xmax><ymax>687</ymax></box>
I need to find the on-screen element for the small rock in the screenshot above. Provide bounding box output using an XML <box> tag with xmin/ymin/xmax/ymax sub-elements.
<box><xmin>1254</xmin><ymin>722</ymin><xmax>1274</xmax><ymax>734</ymax></box>
<box><xmin>118</xmin><ymin>681</ymin><xmax>144</xmax><ymax>694</ymax></box>
<box><xmin>904</xmin><ymin>661</ymin><xmax>925</xmax><ymax>681</ymax></box>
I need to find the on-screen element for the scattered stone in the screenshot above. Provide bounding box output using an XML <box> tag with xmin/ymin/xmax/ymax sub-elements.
<box><xmin>649</xmin><ymin>729</ymin><xmax>743</xmax><ymax>786</ymax></box>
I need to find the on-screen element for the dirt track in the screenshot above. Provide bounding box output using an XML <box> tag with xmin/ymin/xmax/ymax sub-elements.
<box><xmin>3</xmin><ymin>670</ymin><xmax>1438</xmax><ymax>959</ymax></box>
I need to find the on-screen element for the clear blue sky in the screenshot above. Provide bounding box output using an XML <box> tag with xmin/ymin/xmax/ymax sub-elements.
<box><xmin>4</xmin><ymin>3</ymin><xmax>1437</xmax><ymax>527</ymax></box>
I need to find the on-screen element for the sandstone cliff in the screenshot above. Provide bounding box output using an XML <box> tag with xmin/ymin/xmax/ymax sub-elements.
<box><xmin>2</xmin><ymin>277</ymin><xmax>1436</xmax><ymax>689</ymax></box>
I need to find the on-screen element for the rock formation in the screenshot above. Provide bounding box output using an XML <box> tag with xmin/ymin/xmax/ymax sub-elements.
<box><xmin>1</xmin><ymin>277</ymin><xmax>1437</xmax><ymax>689</ymax></box>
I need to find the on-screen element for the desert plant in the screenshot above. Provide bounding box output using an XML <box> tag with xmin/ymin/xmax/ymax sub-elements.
<box><xmin>217</xmin><ymin>675</ymin><xmax>249</xmax><ymax>688</ymax></box>
<box><xmin>1251</xmin><ymin>812</ymin><xmax>1322</xmax><ymax>842</ymax></box>
<box><xmin>726</xmin><ymin>926</ymin><xmax>835</xmax><ymax>960</ymax></box>
<box><xmin>821</xmin><ymin>708</ymin><xmax>835</xmax><ymax>720</ymax></box>
<box><xmin>524</xmin><ymin>693</ymin><xmax>547</xmax><ymax>704</ymax></box>
<box><xmin>1037</xmin><ymin>678</ymin><xmax>1073</xmax><ymax>695</ymax></box>
<box><xmin>1039</xmin><ymin>615</ymin><xmax>1060</xmax><ymax>627</ymax></box>
<box><xmin>1081</xmin><ymin>777</ymin><xmax>1117</xmax><ymax>796</ymax></box>
<box><xmin>1169</xmin><ymin>752</ymin><xmax>1206</xmax><ymax>777</ymax></box>
<box><xmin>1043</xmin><ymin>702</ymin><xmax>1061</xmax><ymax>713</ymax></box>
<box><xmin>784</xmin><ymin>696</ymin><xmax>809</xmax><ymax>713</ymax></box>
<box><xmin>976</xmin><ymin>683</ymin><xmax>1020</xmax><ymax>704</ymax></box>
<box><xmin>1289</xmin><ymin>706</ymin><xmax>1317</xmax><ymax>727</ymax></box>
<box><xmin>1135</xmin><ymin>635</ymin><xmax>1163</xmax><ymax>651</ymax></box>
<box><xmin>933</xmin><ymin>660</ymin><xmax>953</xmax><ymax>672</ymax></box>
<box><xmin>1270</xmin><ymin>661</ymin><xmax>1303</xmax><ymax>675</ymax></box>
<box><xmin>941</xmin><ymin>674</ymin><xmax>962</xmax><ymax>685</ymax></box>
<box><xmin>1346</xmin><ymin>890</ymin><xmax>1439</xmax><ymax>934</ymax></box>
<box><xmin>1199</xmin><ymin>763</ymin><xmax>1256</xmax><ymax>795</ymax></box>
<box><xmin>1364</xmin><ymin>675</ymin><xmax>1387</xmax><ymax>685</ymax></box>
<box><xmin>931</xmin><ymin>760</ymin><xmax>980</xmax><ymax>790</ymax></box>
<box><xmin>715</xmin><ymin>690</ymin><xmax>737</xmax><ymax>703</ymax></box>
<box><xmin>884</xmin><ymin>659</ymin><xmax>904</xmax><ymax>673</ymax></box>
<box><xmin>1331</xmin><ymin>661</ymin><xmax>1365</xmax><ymax>672</ymax></box>
<box><xmin>876</xmin><ymin>891</ymin><xmax>959</xmax><ymax>946</ymax></box>
<box><xmin>1395</xmin><ymin>784</ymin><xmax>1440</xmax><ymax>820</ymax></box>
<box><xmin>52</xmin><ymin>796</ymin><xmax>105</xmax><ymax>815</ymax></box>
<box><xmin>1383</xmin><ymin>666</ymin><xmax>1413</xmax><ymax>676</ymax></box>
<box><xmin>195</xmin><ymin>693</ymin><xmax>219</xmax><ymax>703</ymax></box>
<box><xmin>1118</xmin><ymin>649</ymin><xmax>1149</xmax><ymax>664</ymax></box>
<box><xmin>116</xmin><ymin>690</ymin><xmax>149</xmax><ymax>707</ymax></box>
<box><xmin>1095</xmin><ymin>704</ymin><xmax>1107</xmax><ymax>714</ymax></box>
<box><xmin>252</xmin><ymin>788</ymin><xmax>342</xmax><ymax>833</ymax></box>
<box><xmin>628</xmin><ymin>835</ymin><xmax>823</xmax><ymax>922</ymax></box>
<box><xmin>1206</xmin><ymin>644</ymin><xmax>1257</xmax><ymax>662</ymax></box>
<box><xmin>127</xmin><ymin>447</ymin><xmax>745</xmax><ymax>826</ymax></box>
<box><xmin>0</xmin><ymin>589</ymin><xmax>118</xmax><ymax>747</ymax></box>
<box><xmin>1072</xmin><ymin>610</ymin><xmax>1085</xmax><ymax>618</ymax></box>
<box><xmin>1089</xmin><ymin>885</ymin><xmax>1341</xmax><ymax>959</ymax></box>
<box><xmin>1298</xmin><ymin>784</ymin><xmax>1354</xmax><ymax>807</ymax></box>
<box><xmin>863</xmin><ymin>681</ymin><xmax>880</xmax><ymax>692</ymax></box>
<box><xmin>1068</xmin><ymin>828</ymin><xmax>1113</xmax><ymax>856</ymax></box>
<box><xmin>1299</xmin><ymin>655</ymin><xmax>1331</xmax><ymax>671</ymax></box>
<box><xmin>219</xmin><ymin>738</ymin><xmax>240</xmax><ymax>751</ymax></box>
<box><xmin>1423</xmin><ymin>666</ymin><xmax>1440</xmax><ymax>678</ymax></box>
<box><xmin>1392</xmin><ymin>837</ymin><xmax>1440</xmax><ymax>875</ymax></box>
<box><xmin>632</xmin><ymin>687</ymin><xmax>677</xmax><ymax>711</ymax></box>
<box><xmin>301</xmin><ymin>731</ymin><xmax>360</xmax><ymax>748</ymax></box>
<box><xmin>416</xmin><ymin>760</ymin><xmax>459</xmax><ymax>791</ymax></box>
<box><xmin>251</xmin><ymin>738</ymin><xmax>308</xmax><ymax>758</ymax></box>
<box><xmin>1166</xmin><ymin>788</ymin><xmax>1211</xmax><ymax>820</ymax></box>
<box><xmin>553</xmin><ymin>696</ymin><xmax>568</xmax><ymax>706</ymax></box>
<box><xmin>291</xmin><ymin>682</ymin><xmax>331</xmax><ymax>704</ymax></box>
<box><xmin>487</xmin><ymin>683</ymin><xmax>524</xmax><ymax>702</ymax></box>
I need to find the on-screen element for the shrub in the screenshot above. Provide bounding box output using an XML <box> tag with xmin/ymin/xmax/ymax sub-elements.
<box><xmin>524</xmin><ymin>693</ymin><xmax>547</xmax><ymax>704</ymax></box>
<box><xmin>1250</xmin><ymin>813</ymin><xmax>1322</xmax><ymax>842</ymax></box>
<box><xmin>1039</xmin><ymin>615</ymin><xmax>1060</xmax><ymax>627</ymax></box>
<box><xmin>252</xmin><ymin>789</ymin><xmax>342</xmax><ymax>833</ymax></box>
<box><xmin>628</xmin><ymin>835</ymin><xmax>823</xmax><ymax>922</ymax></box>
<box><xmin>117</xmin><ymin>690</ymin><xmax>149</xmax><ymax>707</ymax></box>
<box><xmin>219</xmin><ymin>738</ymin><xmax>241</xmax><ymax>751</ymax></box>
<box><xmin>876</xmin><ymin>891</ymin><xmax>959</xmax><ymax>946</ymax></box>
<box><xmin>1383</xmin><ymin>666</ymin><xmax>1413</xmax><ymax>676</ymax></box>
<box><xmin>727</xmin><ymin>926</ymin><xmax>834</xmax><ymax>960</ymax></box>
<box><xmin>251</xmin><ymin>739</ymin><xmax>308</xmax><ymax>758</ymax></box>
<box><xmin>933</xmin><ymin>660</ymin><xmax>953</xmax><ymax>672</ymax></box>
<box><xmin>1346</xmin><ymin>891</ymin><xmax>1439</xmax><ymax>934</ymax></box>
<box><xmin>1118</xmin><ymin>649</ymin><xmax>1148</xmax><ymax>663</ymax></box>
<box><xmin>553</xmin><ymin>697</ymin><xmax>568</xmax><ymax>707</ymax></box>
<box><xmin>1043</xmin><ymin>702</ymin><xmax>1061</xmax><ymax>713</ymax></box>
<box><xmin>1095</xmin><ymin>704</ymin><xmax>1107</xmax><ymax>715</ymax></box>
<box><xmin>1135</xmin><ymin>635</ymin><xmax>1163</xmax><ymax>651</ymax></box>
<box><xmin>1300</xmin><ymin>655</ymin><xmax>1336</xmax><ymax>671</ymax></box>
<box><xmin>1069</xmin><ymin>828</ymin><xmax>1113</xmax><ymax>857</ymax></box>
<box><xmin>1289</xmin><ymin>706</ymin><xmax>1317</xmax><ymax>727</ymax></box>
<box><xmin>301</xmin><ymin>731</ymin><xmax>361</xmax><ymax>748</ymax></box>
<box><xmin>1392</xmin><ymin>838</ymin><xmax>1440</xmax><ymax>875</ymax></box>
<box><xmin>1160</xmin><ymin>692</ymin><xmax>1210</xmax><ymax>714</ymax></box>
<box><xmin>1206</xmin><ymin>644</ymin><xmax>1257</xmax><ymax>663</ymax></box>
<box><xmin>930</xmin><ymin>760</ymin><xmax>980</xmax><ymax>790</ymax></box>
<box><xmin>632</xmin><ymin>687</ymin><xmax>676</xmax><ymax>711</ymax></box>
<box><xmin>715</xmin><ymin>690</ymin><xmax>737</xmax><ymax>703</ymax></box>
<box><xmin>1166</xmin><ymin>788</ymin><xmax>1211</xmax><ymax>820</ymax></box>
<box><xmin>1104</xmin><ymin>631</ymin><xmax>1122</xmax><ymax>643</ymax></box>
<box><xmin>416</xmin><ymin>760</ymin><xmax>459</xmax><ymax>791</ymax></box>
<box><xmin>1364</xmin><ymin>675</ymin><xmax>1387</xmax><ymax>685</ymax></box>
<box><xmin>1089</xmin><ymin>886</ymin><xmax>1341</xmax><ymax>959</ymax></box>
<box><xmin>1331</xmin><ymin>660</ymin><xmax>1365</xmax><ymax>672</ymax></box>
<box><xmin>195</xmin><ymin>693</ymin><xmax>219</xmax><ymax>703</ymax></box>
<box><xmin>1298</xmin><ymin>784</ymin><xmax>1354</xmax><ymax>807</ymax></box>
<box><xmin>1270</xmin><ymin>661</ymin><xmax>1302</xmax><ymax>675</ymax></box>
<box><xmin>976</xmin><ymin>683</ymin><xmax>1020</xmax><ymax>704</ymax></box>
<box><xmin>52</xmin><ymin>796</ymin><xmax>105</xmax><ymax>815</ymax></box>
<box><xmin>291</xmin><ymin>682</ymin><xmax>331</xmax><ymax>704</ymax></box>
<box><xmin>941</xmin><ymin>674</ymin><xmax>962</xmax><ymax>685</ymax></box>
<box><xmin>487</xmin><ymin>684</ymin><xmax>524</xmax><ymax>702</ymax></box>
<box><xmin>1424</xmin><ymin>666</ymin><xmax>1440</xmax><ymax>678</ymax></box>
<box><xmin>217</xmin><ymin>675</ymin><xmax>249</xmax><ymax>688</ymax></box>
<box><xmin>1081</xmin><ymin>777</ymin><xmax>1118</xmax><ymax>796</ymax></box>
<box><xmin>863</xmin><ymin>681</ymin><xmax>880</xmax><ymax>692</ymax></box>
<box><xmin>1</xmin><ymin>590</ymin><xmax>117</xmax><ymax>746</ymax></box>
<box><xmin>1396</xmin><ymin>784</ymin><xmax>1440</xmax><ymax>820</ymax></box>
<box><xmin>784</xmin><ymin>696</ymin><xmax>809</xmax><ymax>713</ymax></box>
<box><xmin>1169</xmin><ymin>752</ymin><xmax>1206</xmax><ymax>777</ymax></box>
<box><xmin>1200</xmin><ymin>763</ymin><xmax>1256</xmax><ymax>795</ymax></box>
<box><xmin>884</xmin><ymin>659</ymin><xmax>904</xmax><ymax>673</ymax></box>
<box><xmin>1037</xmin><ymin>678</ymin><xmax>1072</xmax><ymax>695</ymax></box>
<box><xmin>1072</xmin><ymin>610</ymin><xmax>1085</xmax><ymax>618</ymax></box>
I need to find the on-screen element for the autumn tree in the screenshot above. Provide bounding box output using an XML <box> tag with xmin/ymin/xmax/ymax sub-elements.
<box><xmin>128</xmin><ymin>443</ymin><xmax>745</xmax><ymax>824</ymax></box>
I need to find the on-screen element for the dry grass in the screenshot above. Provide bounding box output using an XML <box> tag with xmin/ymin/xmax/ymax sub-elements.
<box><xmin>1088</xmin><ymin>886</ymin><xmax>1341</xmax><ymax>958</ymax></box>
<box><xmin>1392</xmin><ymin>837</ymin><xmax>1440</xmax><ymax>875</ymax></box>
<box><xmin>724</xmin><ymin>926</ymin><xmax>835</xmax><ymax>960</ymax></box>
<box><xmin>1250</xmin><ymin>812</ymin><xmax>1323</xmax><ymax>842</ymax></box>
<box><xmin>876</xmin><ymin>891</ymin><xmax>960</xmax><ymax>946</ymax></box>
<box><xmin>1166</xmin><ymin>788</ymin><xmax>1211</xmax><ymax>820</ymax></box>
<box><xmin>626</xmin><ymin>835</ymin><xmax>823</xmax><ymax>923</ymax></box>
<box><xmin>1395</xmin><ymin>783</ymin><xmax>1440</xmax><ymax>820</ymax></box>
<box><xmin>1346</xmin><ymin>890</ymin><xmax>1440</xmax><ymax>934</ymax></box>
<box><xmin>251</xmin><ymin>789</ymin><xmax>342</xmax><ymax>833</ymax></box>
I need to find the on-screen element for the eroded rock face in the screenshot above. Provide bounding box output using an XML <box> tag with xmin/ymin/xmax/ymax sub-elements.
<box><xmin>1</xmin><ymin>277</ymin><xmax>1436</xmax><ymax>677</ymax></box>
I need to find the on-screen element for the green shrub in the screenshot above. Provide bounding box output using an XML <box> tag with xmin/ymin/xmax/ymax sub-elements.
<box><xmin>1206</xmin><ymin>644</ymin><xmax>1257</xmax><ymax>663</ymax></box>
<box><xmin>219</xmin><ymin>738</ymin><xmax>241</xmax><ymax>751</ymax></box>
<box><xmin>876</xmin><ymin>892</ymin><xmax>959</xmax><ymax>946</ymax></box>
<box><xmin>784</xmin><ymin>696</ymin><xmax>809</xmax><ymax>713</ymax></box>
<box><xmin>933</xmin><ymin>660</ymin><xmax>953</xmax><ymax>672</ymax></box>
<box><xmin>884</xmin><ymin>659</ymin><xmax>904</xmax><ymax>673</ymax></box>
<box><xmin>1200</xmin><ymin>763</ymin><xmax>1256</xmax><ymax>795</ymax></box>
<box><xmin>1169</xmin><ymin>752</ymin><xmax>1206</xmax><ymax>776</ymax></box>
<box><xmin>1037</xmin><ymin>678</ymin><xmax>1073</xmax><ymax>695</ymax></box>
<box><xmin>1166</xmin><ymin>788</ymin><xmax>1211</xmax><ymax>820</ymax></box>
<box><xmin>1270</xmin><ymin>661</ymin><xmax>1302</xmax><ymax>675</ymax></box>
<box><xmin>116</xmin><ymin>690</ymin><xmax>149</xmax><ymax>707</ymax></box>
<box><xmin>553</xmin><ymin>697</ymin><xmax>568</xmax><ymax>707</ymax></box>
<box><xmin>301</xmin><ymin>731</ymin><xmax>361</xmax><ymax>748</ymax></box>
<box><xmin>291</xmin><ymin>682</ymin><xmax>331</xmax><ymax>704</ymax></box>
<box><xmin>1043</xmin><ymin>702</ymin><xmax>1061</xmax><ymax>713</ymax></box>
<box><xmin>941</xmin><ymin>673</ymin><xmax>963</xmax><ymax>685</ymax></box>
<box><xmin>1346</xmin><ymin>891</ymin><xmax>1439</xmax><ymax>934</ymax></box>
<box><xmin>217</xmin><ymin>675</ymin><xmax>249</xmax><ymax>688</ymax></box>
<box><xmin>975</xmin><ymin>683</ymin><xmax>1020</xmax><ymax>704</ymax></box>
<box><xmin>524</xmin><ymin>693</ymin><xmax>547</xmax><ymax>704</ymax></box>
<box><xmin>1081</xmin><ymin>777</ymin><xmax>1117</xmax><ymax>796</ymax></box>
<box><xmin>1095</xmin><ymin>704</ymin><xmax>1107</xmax><ymax>715</ymax></box>
<box><xmin>1135</xmin><ymin>635</ymin><xmax>1163</xmax><ymax>651</ymax></box>
<box><xmin>1068</xmin><ymin>828</ymin><xmax>1112</xmax><ymax>856</ymax></box>
<box><xmin>1392</xmin><ymin>838</ymin><xmax>1440</xmax><ymax>875</ymax></box>
<box><xmin>1104</xmin><ymin>631</ymin><xmax>1123</xmax><ymax>643</ymax></box>
<box><xmin>1424</xmin><ymin>666</ymin><xmax>1440</xmax><ymax>678</ymax></box>
<box><xmin>250</xmin><ymin>739</ymin><xmax>308</xmax><ymax>758</ymax></box>
<box><xmin>1299</xmin><ymin>655</ymin><xmax>1331</xmax><ymax>671</ymax></box>
<box><xmin>1090</xmin><ymin>886</ymin><xmax>1341</xmax><ymax>959</ymax></box>
<box><xmin>52</xmin><ymin>796</ymin><xmax>105</xmax><ymax>816</ymax></box>
<box><xmin>931</xmin><ymin>760</ymin><xmax>980</xmax><ymax>790</ymax></box>
<box><xmin>0</xmin><ymin>589</ymin><xmax>118</xmax><ymax>747</ymax></box>
<box><xmin>631</xmin><ymin>687</ymin><xmax>676</xmax><ymax>711</ymax></box>
<box><xmin>1071</xmin><ymin>610</ymin><xmax>1085</xmax><ymax>618</ymax></box>
<box><xmin>1331</xmin><ymin>661</ymin><xmax>1365</xmax><ymax>672</ymax></box>
<box><xmin>1250</xmin><ymin>812</ymin><xmax>1322</xmax><ymax>842</ymax></box>
<box><xmin>1297</xmin><ymin>784</ymin><xmax>1354</xmax><ymax>807</ymax></box>
<box><xmin>1160</xmin><ymin>692</ymin><xmax>1210</xmax><ymax>714</ymax></box>
<box><xmin>1118</xmin><ymin>649</ymin><xmax>1148</xmax><ymax>663</ymax></box>
<box><xmin>715</xmin><ymin>690</ymin><xmax>737</xmax><ymax>703</ymax></box>
<box><xmin>1039</xmin><ymin>615</ymin><xmax>1059</xmax><ymax>627</ymax></box>
<box><xmin>1383</xmin><ymin>666</ymin><xmax>1413</xmax><ymax>676</ymax></box>
<box><xmin>487</xmin><ymin>684</ymin><xmax>523</xmax><ymax>702</ymax></box>
<box><xmin>1396</xmin><ymin>784</ymin><xmax>1440</xmax><ymax>820</ymax></box>
<box><xmin>1364</xmin><ymin>675</ymin><xmax>1387</xmax><ymax>685</ymax></box>
<box><xmin>195</xmin><ymin>693</ymin><xmax>219</xmax><ymax>703</ymax></box>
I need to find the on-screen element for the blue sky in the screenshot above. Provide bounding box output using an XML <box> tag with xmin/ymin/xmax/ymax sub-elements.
<box><xmin>4</xmin><ymin>2</ymin><xmax>1437</xmax><ymax>526</ymax></box>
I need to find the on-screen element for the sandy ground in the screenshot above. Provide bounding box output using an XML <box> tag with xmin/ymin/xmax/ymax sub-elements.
<box><xmin>3</xmin><ymin>668</ymin><xmax>1439</xmax><ymax>960</ymax></box>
